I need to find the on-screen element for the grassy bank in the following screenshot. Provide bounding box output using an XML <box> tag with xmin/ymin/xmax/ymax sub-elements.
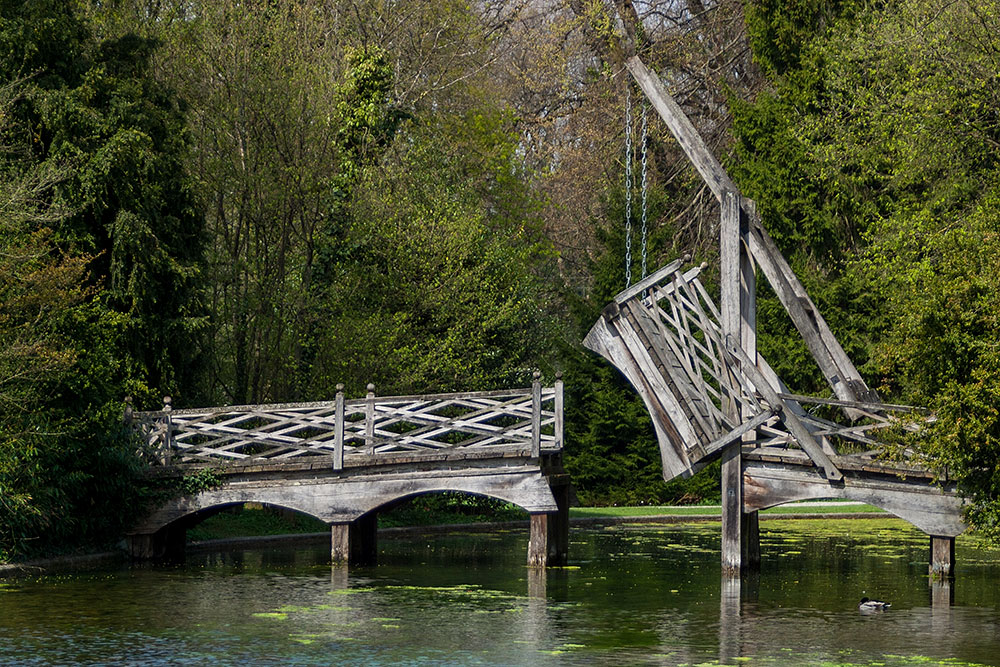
<box><xmin>186</xmin><ymin>501</ymin><xmax>885</xmax><ymax>542</ymax></box>
<box><xmin>569</xmin><ymin>503</ymin><xmax>885</xmax><ymax>518</ymax></box>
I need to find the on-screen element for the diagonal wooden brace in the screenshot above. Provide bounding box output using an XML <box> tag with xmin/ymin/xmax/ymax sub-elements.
<box><xmin>723</xmin><ymin>335</ymin><xmax>843</xmax><ymax>482</ymax></box>
<box><xmin>626</xmin><ymin>54</ymin><xmax>876</xmax><ymax>419</ymax></box>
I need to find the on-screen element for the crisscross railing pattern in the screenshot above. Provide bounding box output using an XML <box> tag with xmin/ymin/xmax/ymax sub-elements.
<box><xmin>585</xmin><ymin>259</ymin><xmax>919</xmax><ymax>480</ymax></box>
<box><xmin>126</xmin><ymin>378</ymin><xmax>563</xmax><ymax>468</ymax></box>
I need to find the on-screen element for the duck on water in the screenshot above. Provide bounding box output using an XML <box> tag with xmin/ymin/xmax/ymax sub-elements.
<box><xmin>859</xmin><ymin>597</ymin><xmax>891</xmax><ymax>611</ymax></box>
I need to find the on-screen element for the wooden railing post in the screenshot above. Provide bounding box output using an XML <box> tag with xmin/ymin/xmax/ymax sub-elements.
<box><xmin>554</xmin><ymin>372</ymin><xmax>564</xmax><ymax>451</ymax></box>
<box><xmin>334</xmin><ymin>383</ymin><xmax>345</xmax><ymax>471</ymax></box>
<box><xmin>123</xmin><ymin>396</ymin><xmax>134</xmax><ymax>425</ymax></box>
<box><xmin>366</xmin><ymin>383</ymin><xmax>375</xmax><ymax>457</ymax></box>
<box><xmin>531</xmin><ymin>371</ymin><xmax>541</xmax><ymax>458</ymax></box>
<box><xmin>162</xmin><ymin>396</ymin><xmax>173</xmax><ymax>466</ymax></box>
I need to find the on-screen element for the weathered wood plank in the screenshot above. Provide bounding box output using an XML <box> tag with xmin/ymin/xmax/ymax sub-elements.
<box><xmin>720</xmin><ymin>191</ymin><xmax>744</xmax><ymax>575</ymax></box>
<box><xmin>777</xmin><ymin>393</ymin><xmax>920</xmax><ymax>413</ymax></box>
<box><xmin>583</xmin><ymin>316</ymin><xmax>696</xmax><ymax>479</ymax></box>
<box><xmin>612</xmin><ymin>256</ymin><xmax>688</xmax><ymax>304</ymax></box>
<box><xmin>620</xmin><ymin>302</ymin><xmax>710</xmax><ymax>459</ymax></box>
<box><xmin>723</xmin><ymin>335</ymin><xmax>843</xmax><ymax>481</ymax></box>
<box><xmin>703</xmin><ymin>409</ymin><xmax>777</xmax><ymax>458</ymax></box>
<box><xmin>626</xmin><ymin>56</ymin><xmax>737</xmax><ymax>201</ymax></box>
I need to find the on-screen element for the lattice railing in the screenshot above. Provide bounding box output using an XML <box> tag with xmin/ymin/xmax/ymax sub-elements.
<box><xmin>126</xmin><ymin>375</ymin><xmax>563</xmax><ymax>468</ymax></box>
<box><xmin>585</xmin><ymin>259</ymin><xmax>922</xmax><ymax>480</ymax></box>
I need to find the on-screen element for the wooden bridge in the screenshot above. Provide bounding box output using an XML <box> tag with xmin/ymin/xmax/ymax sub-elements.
<box><xmin>585</xmin><ymin>56</ymin><xmax>965</xmax><ymax>578</ymax></box>
<box><xmin>125</xmin><ymin>375</ymin><xmax>568</xmax><ymax>567</ymax></box>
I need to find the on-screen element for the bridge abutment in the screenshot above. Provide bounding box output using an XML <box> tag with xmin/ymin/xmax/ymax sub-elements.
<box><xmin>331</xmin><ymin>513</ymin><xmax>378</xmax><ymax>565</ymax></box>
<box><xmin>930</xmin><ymin>535</ymin><xmax>955</xmax><ymax>579</ymax></box>
<box><xmin>527</xmin><ymin>480</ymin><xmax>569</xmax><ymax>567</ymax></box>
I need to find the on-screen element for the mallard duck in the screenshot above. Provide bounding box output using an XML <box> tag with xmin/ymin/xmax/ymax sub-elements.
<box><xmin>859</xmin><ymin>597</ymin><xmax>891</xmax><ymax>611</ymax></box>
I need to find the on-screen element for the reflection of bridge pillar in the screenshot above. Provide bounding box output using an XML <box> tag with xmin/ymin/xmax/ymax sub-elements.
<box><xmin>929</xmin><ymin>535</ymin><xmax>955</xmax><ymax>579</ymax></box>
<box><xmin>930</xmin><ymin>577</ymin><xmax>954</xmax><ymax>608</ymax></box>
<box><xmin>330</xmin><ymin>512</ymin><xmax>378</xmax><ymax>565</ymax></box>
<box><xmin>126</xmin><ymin>524</ymin><xmax>186</xmax><ymax>562</ymax></box>
<box><xmin>718</xmin><ymin>576</ymin><xmax>742</xmax><ymax>662</ymax></box>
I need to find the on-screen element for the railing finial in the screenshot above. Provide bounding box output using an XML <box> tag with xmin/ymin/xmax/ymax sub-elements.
<box><xmin>123</xmin><ymin>396</ymin><xmax>134</xmax><ymax>424</ymax></box>
<box><xmin>163</xmin><ymin>396</ymin><xmax>172</xmax><ymax>412</ymax></box>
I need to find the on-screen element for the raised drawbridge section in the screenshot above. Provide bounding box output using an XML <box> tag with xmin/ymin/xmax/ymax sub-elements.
<box><xmin>586</xmin><ymin>55</ymin><xmax>964</xmax><ymax>575</ymax></box>
<box><xmin>584</xmin><ymin>259</ymin><xmax>963</xmax><ymax>538</ymax></box>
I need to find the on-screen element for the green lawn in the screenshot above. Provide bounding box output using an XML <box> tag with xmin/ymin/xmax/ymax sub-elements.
<box><xmin>187</xmin><ymin>501</ymin><xmax>887</xmax><ymax>542</ymax></box>
<box><xmin>568</xmin><ymin>503</ymin><xmax>884</xmax><ymax>518</ymax></box>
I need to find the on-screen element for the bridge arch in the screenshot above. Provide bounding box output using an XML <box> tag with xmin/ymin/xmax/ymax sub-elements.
<box><xmin>743</xmin><ymin>468</ymin><xmax>966</xmax><ymax>538</ymax></box>
<box><xmin>127</xmin><ymin>464</ymin><xmax>569</xmax><ymax>566</ymax></box>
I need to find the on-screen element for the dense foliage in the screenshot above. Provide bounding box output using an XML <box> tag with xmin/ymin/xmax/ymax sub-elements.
<box><xmin>3</xmin><ymin>0</ymin><xmax>1000</xmax><ymax>560</ymax></box>
<box><xmin>0</xmin><ymin>1</ymin><xmax>202</xmax><ymax>560</ymax></box>
<box><xmin>736</xmin><ymin>0</ymin><xmax>1000</xmax><ymax>537</ymax></box>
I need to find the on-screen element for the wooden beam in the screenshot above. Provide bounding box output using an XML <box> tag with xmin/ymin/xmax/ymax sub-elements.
<box><xmin>724</xmin><ymin>335</ymin><xmax>843</xmax><ymax>481</ymax></box>
<box><xmin>720</xmin><ymin>190</ymin><xmax>744</xmax><ymax>576</ymax></box>
<box><xmin>626</xmin><ymin>56</ymin><xmax>737</xmax><ymax>201</ymax></box>
<box><xmin>612</xmin><ymin>256</ymin><xmax>688</xmax><ymax>304</ymax></box>
<box><xmin>626</xmin><ymin>54</ymin><xmax>877</xmax><ymax>416</ymax></box>
<box><xmin>745</xmin><ymin>217</ymin><xmax>873</xmax><ymax>414</ymax></box>
<box><xmin>703</xmin><ymin>409</ymin><xmax>777</xmax><ymax>457</ymax></box>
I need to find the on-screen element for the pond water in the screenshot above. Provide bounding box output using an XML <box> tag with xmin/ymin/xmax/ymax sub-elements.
<box><xmin>2</xmin><ymin>518</ymin><xmax>999</xmax><ymax>666</ymax></box>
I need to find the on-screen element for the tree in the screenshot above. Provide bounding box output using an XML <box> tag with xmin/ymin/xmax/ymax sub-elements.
<box><xmin>0</xmin><ymin>0</ymin><xmax>204</xmax><ymax>560</ymax></box>
<box><xmin>732</xmin><ymin>0</ymin><xmax>1000</xmax><ymax>538</ymax></box>
<box><xmin>308</xmin><ymin>107</ymin><xmax>560</xmax><ymax>396</ymax></box>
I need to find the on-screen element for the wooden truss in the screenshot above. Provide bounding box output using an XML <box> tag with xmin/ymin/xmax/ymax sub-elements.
<box><xmin>585</xmin><ymin>260</ymin><xmax>922</xmax><ymax>482</ymax></box>
<box><xmin>585</xmin><ymin>55</ymin><xmax>928</xmax><ymax>485</ymax></box>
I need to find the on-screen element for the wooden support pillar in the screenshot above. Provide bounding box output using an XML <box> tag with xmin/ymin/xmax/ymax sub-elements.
<box><xmin>127</xmin><ymin>524</ymin><xmax>186</xmax><ymax>562</ymax></box>
<box><xmin>743</xmin><ymin>510</ymin><xmax>760</xmax><ymax>569</ymax></box>
<box><xmin>929</xmin><ymin>535</ymin><xmax>955</xmax><ymax>579</ymax></box>
<box><xmin>527</xmin><ymin>511</ymin><xmax>564</xmax><ymax>568</ymax></box>
<box><xmin>330</xmin><ymin>513</ymin><xmax>378</xmax><ymax>566</ymax></box>
<box><xmin>720</xmin><ymin>191</ymin><xmax>760</xmax><ymax>575</ymax></box>
<box><xmin>721</xmin><ymin>445</ymin><xmax>743</xmax><ymax>576</ymax></box>
<box><xmin>330</xmin><ymin>523</ymin><xmax>350</xmax><ymax>564</ymax></box>
<box><xmin>549</xmin><ymin>482</ymin><xmax>569</xmax><ymax>566</ymax></box>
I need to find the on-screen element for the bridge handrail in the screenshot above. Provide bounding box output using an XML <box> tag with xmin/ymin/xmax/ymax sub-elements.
<box><xmin>133</xmin><ymin>386</ymin><xmax>549</xmax><ymax>419</ymax></box>
<box><xmin>126</xmin><ymin>375</ymin><xmax>564</xmax><ymax>468</ymax></box>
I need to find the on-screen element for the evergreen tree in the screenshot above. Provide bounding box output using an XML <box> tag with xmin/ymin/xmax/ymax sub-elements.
<box><xmin>0</xmin><ymin>0</ymin><xmax>205</xmax><ymax>560</ymax></box>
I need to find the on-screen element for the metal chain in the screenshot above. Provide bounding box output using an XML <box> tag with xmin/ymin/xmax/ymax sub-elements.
<box><xmin>640</xmin><ymin>101</ymin><xmax>649</xmax><ymax>279</ymax></box>
<box><xmin>624</xmin><ymin>88</ymin><xmax>633</xmax><ymax>287</ymax></box>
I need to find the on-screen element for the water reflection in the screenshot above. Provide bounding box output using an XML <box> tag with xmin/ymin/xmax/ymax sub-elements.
<box><xmin>1</xmin><ymin>519</ymin><xmax>998</xmax><ymax>666</ymax></box>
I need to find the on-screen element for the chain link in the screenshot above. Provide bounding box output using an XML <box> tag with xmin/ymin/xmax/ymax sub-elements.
<box><xmin>624</xmin><ymin>88</ymin><xmax>633</xmax><ymax>287</ymax></box>
<box><xmin>640</xmin><ymin>101</ymin><xmax>649</xmax><ymax>280</ymax></box>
